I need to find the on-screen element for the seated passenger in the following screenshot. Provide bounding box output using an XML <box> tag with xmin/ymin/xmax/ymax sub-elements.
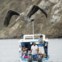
<box><xmin>21</xmin><ymin>46</ymin><xmax>28</xmax><ymax>58</ymax></box>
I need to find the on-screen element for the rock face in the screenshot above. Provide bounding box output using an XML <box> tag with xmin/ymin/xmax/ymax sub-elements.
<box><xmin>0</xmin><ymin>0</ymin><xmax>62</xmax><ymax>38</ymax></box>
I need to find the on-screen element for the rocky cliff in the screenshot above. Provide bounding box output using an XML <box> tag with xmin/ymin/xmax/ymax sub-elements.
<box><xmin>0</xmin><ymin>0</ymin><xmax>62</xmax><ymax>38</ymax></box>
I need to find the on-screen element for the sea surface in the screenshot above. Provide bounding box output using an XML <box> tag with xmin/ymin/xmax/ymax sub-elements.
<box><xmin>0</xmin><ymin>39</ymin><xmax>62</xmax><ymax>62</ymax></box>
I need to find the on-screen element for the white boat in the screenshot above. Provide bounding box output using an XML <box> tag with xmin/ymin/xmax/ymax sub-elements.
<box><xmin>19</xmin><ymin>34</ymin><xmax>49</xmax><ymax>62</ymax></box>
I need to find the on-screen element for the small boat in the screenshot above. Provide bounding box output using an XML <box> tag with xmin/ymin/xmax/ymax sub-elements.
<box><xmin>19</xmin><ymin>34</ymin><xmax>49</xmax><ymax>62</ymax></box>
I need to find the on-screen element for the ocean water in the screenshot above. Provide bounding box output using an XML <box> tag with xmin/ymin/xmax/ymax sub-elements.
<box><xmin>48</xmin><ymin>39</ymin><xmax>62</xmax><ymax>62</ymax></box>
<box><xmin>0</xmin><ymin>39</ymin><xmax>62</xmax><ymax>62</ymax></box>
